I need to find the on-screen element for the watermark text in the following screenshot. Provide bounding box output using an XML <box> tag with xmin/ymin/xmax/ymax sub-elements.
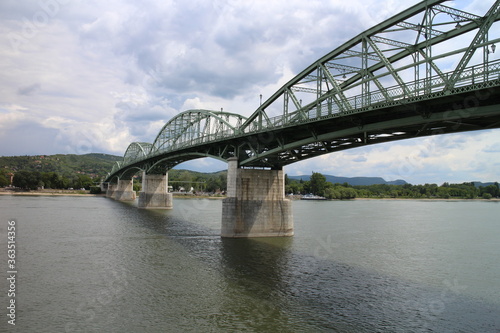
<box><xmin>6</xmin><ymin>220</ymin><xmax>17</xmax><ymax>326</ymax></box>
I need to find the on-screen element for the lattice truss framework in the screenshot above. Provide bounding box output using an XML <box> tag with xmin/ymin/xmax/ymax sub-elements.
<box><xmin>150</xmin><ymin>110</ymin><xmax>246</xmax><ymax>156</ymax></box>
<box><xmin>109</xmin><ymin>110</ymin><xmax>247</xmax><ymax>177</ymax></box>
<box><xmin>241</xmin><ymin>0</ymin><xmax>500</xmax><ymax>133</ymax></box>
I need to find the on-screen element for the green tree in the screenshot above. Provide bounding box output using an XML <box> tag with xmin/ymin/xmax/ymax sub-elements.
<box><xmin>206</xmin><ymin>174</ymin><xmax>226</xmax><ymax>192</ymax></box>
<box><xmin>482</xmin><ymin>192</ymin><xmax>493</xmax><ymax>199</ymax></box>
<box><xmin>437</xmin><ymin>187</ymin><xmax>451</xmax><ymax>199</ymax></box>
<box><xmin>481</xmin><ymin>184</ymin><xmax>500</xmax><ymax>198</ymax></box>
<box><xmin>41</xmin><ymin>172</ymin><xmax>62</xmax><ymax>189</ymax></box>
<box><xmin>310</xmin><ymin>172</ymin><xmax>327</xmax><ymax>196</ymax></box>
<box><xmin>133</xmin><ymin>178</ymin><xmax>141</xmax><ymax>192</ymax></box>
<box><xmin>72</xmin><ymin>174</ymin><xmax>94</xmax><ymax>189</ymax></box>
<box><xmin>339</xmin><ymin>187</ymin><xmax>357</xmax><ymax>199</ymax></box>
<box><xmin>301</xmin><ymin>180</ymin><xmax>311</xmax><ymax>194</ymax></box>
<box><xmin>324</xmin><ymin>185</ymin><xmax>357</xmax><ymax>199</ymax></box>
<box><xmin>90</xmin><ymin>186</ymin><xmax>102</xmax><ymax>194</ymax></box>
<box><xmin>0</xmin><ymin>169</ymin><xmax>11</xmax><ymax>187</ymax></box>
<box><xmin>287</xmin><ymin>181</ymin><xmax>303</xmax><ymax>194</ymax></box>
<box><xmin>13</xmin><ymin>171</ymin><xmax>42</xmax><ymax>190</ymax></box>
<box><xmin>324</xmin><ymin>187</ymin><xmax>340</xmax><ymax>199</ymax></box>
<box><xmin>0</xmin><ymin>174</ymin><xmax>8</xmax><ymax>187</ymax></box>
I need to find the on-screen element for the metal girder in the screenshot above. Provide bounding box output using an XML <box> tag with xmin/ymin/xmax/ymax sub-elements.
<box><xmin>342</xmin><ymin>50</ymin><xmax>379</xmax><ymax>61</ymax></box>
<box><xmin>240</xmin><ymin>95</ymin><xmax>500</xmax><ymax>167</ymax></box>
<box><xmin>371</xmin><ymin>35</ymin><xmax>412</xmax><ymax>49</ymax></box>
<box><xmin>365</xmin><ymin>36</ymin><xmax>412</xmax><ymax>97</ymax></box>
<box><xmin>286</xmin><ymin>88</ymin><xmax>301</xmax><ymax>110</ymax></box>
<box><xmin>395</xmin><ymin>21</ymin><xmax>443</xmax><ymax>38</ymax></box>
<box><xmin>291</xmin><ymin>86</ymin><xmax>317</xmax><ymax>94</ymax></box>
<box><xmin>325</xmin><ymin>62</ymin><xmax>361</xmax><ymax>74</ymax></box>
<box><xmin>433</xmin><ymin>4</ymin><xmax>481</xmax><ymax>22</ymax></box>
<box><xmin>416</xmin><ymin>49</ymin><xmax>448</xmax><ymax>85</ymax></box>
<box><xmin>319</xmin><ymin>63</ymin><xmax>352</xmax><ymax>111</ymax></box>
<box><xmin>447</xmin><ymin>0</ymin><xmax>500</xmax><ymax>89</ymax></box>
<box><xmin>340</xmin><ymin>15</ymin><xmax>499</xmax><ymax>91</ymax></box>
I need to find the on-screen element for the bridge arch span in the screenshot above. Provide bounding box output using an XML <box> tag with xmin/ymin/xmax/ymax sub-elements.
<box><xmin>117</xmin><ymin>166</ymin><xmax>144</xmax><ymax>181</ymax></box>
<box><xmin>109</xmin><ymin>161</ymin><xmax>122</xmax><ymax>179</ymax></box>
<box><xmin>147</xmin><ymin>152</ymin><xmax>229</xmax><ymax>174</ymax></box>
<box><xmin>123</xmin><ymin>142</ymin><xmax>152</xmax><ymax>166</ymax></box>
<box><xmin>150</xmin><ymin>109</ymin><xmax>247</xmax><ymax>156</ymax></box>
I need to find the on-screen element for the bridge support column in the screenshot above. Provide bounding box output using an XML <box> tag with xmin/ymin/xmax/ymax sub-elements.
<box><xmin>106</xmin><ymin>183</ymin><xmax>116</xmax><ymax>198</ymax></box>
<box><xmin>138</xmin><ymin>172</ymin><xmax>173</xmax><ymax>209</ymax></box>
<box><xmin>114</xmin><ymin>179</ymin><xmax>137</xmax><ymax>201</ymax></box>
<box><xmin>221</xmin><ymin>157</ymin><xmax>293</xmax><ymax>238</ymax></box>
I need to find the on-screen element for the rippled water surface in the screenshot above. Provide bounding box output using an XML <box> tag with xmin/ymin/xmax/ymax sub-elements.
<box><xmin>0</xmin><ymin>196</ymin><xmax>499</xmax><ymax>332</ymax></box>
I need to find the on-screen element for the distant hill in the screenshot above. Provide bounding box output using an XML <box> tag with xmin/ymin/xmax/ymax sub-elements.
<box><xmin>472</xmin><ymin>181</ymin><xmax>499</xmax><ymax>188</ymax></box>
<box><xmin>0</xmin><ymin>153</ymin><xmax>122</xmax><ymax>179</ymax></box>
<box><xmin>289</xmin><ymin>175</ymin><xmax>408</xmax><ymax>186</ymax></box>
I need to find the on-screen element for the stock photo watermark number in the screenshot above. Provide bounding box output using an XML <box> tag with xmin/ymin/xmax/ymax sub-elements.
<box><xmin>6</xmin><ymin>220</ymin><xmax>17</xmax><ymax>326</ymax></box>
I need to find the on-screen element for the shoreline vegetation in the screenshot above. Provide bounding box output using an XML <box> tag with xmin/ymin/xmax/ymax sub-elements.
<box><xmin>1</xmin><ymin>188</ymin><xmax>499</xmax><ymax>201</ymax></box>
<box><xmin>1</xmin><ymin>165</ymin><xmax>498</xmax><ymax>201</ymax></box>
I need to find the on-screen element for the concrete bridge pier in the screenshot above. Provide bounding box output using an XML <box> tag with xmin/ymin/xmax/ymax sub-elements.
<box><xmin>138</xmin><ymin>172</ymin><xmax>173</xmax><ymax>209</ymax></box>
<box><xmin>221</xmin><ymin>157</ymin><xmax>294</xmax><ymax>238</ymax></box>
<box><xmin>106</xmin><ymin>183</ymin><xmax>116</xmax><ymax>198</ymax></box>
<box><xmin>114</xmin><ymin>179</ymin><xmax>137</xmax><ymax>201</ymax></box>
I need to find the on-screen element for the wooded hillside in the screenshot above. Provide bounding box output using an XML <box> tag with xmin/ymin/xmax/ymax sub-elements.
<box><xmin>0</xmin><ymin>153</ymin><xmax>121</xmax><ymax>179</ymax></box>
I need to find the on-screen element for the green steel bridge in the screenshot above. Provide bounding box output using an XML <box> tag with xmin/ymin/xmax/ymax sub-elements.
<box><xmin>105</xmin><ymin>0</ymin><xmax>500</xmax><ymax>183</ymax></box>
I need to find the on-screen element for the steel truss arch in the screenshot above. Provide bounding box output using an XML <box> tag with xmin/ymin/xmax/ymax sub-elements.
<box><xmin>110</xmin><ymin>161</ymin><xmax>122</xmax><ymax>176</ymax></box>
<box><xmin>240</xmin><ymin>0</ymin><xmax>500</xmax><ymax>133</ymax></box>
<box><xmin>150</xmin><ymin>109</ymin><xmax>247</xmax><ymax>156</ymax></box>
<box><xmin>123</xmin><ymin>142</ymin><xmax>152</xmax><ymax>166</ymax></box>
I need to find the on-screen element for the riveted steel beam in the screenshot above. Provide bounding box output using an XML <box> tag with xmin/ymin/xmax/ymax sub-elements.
<box><xmin>366</xmin><ymin>36</ymin><xmax>412</xmax><ymax>97</ymax></box>
<box><xmin>433</xmin><ymin>4</ymin><xmax>481</xmax><ymax>22</ymax></box>
<box><xmin>319</xmin><ymin>63</ymin><xmax>352</xmax><ymax>111</ymax></box>
<box><xmin>447</xmin><ymin>0</ymin><xmax>500</xmax><ymax>89</ymax></box>
<box><xmin>394</xmin><ymin>21</ymin><xmax>444</xmax><ymax>38</ymax></box>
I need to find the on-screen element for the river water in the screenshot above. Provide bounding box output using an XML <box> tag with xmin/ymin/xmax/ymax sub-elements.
<box><xmin>0</xmin><ymin>195</ymin><xmax>499</xmax><ymax>332</ymax></box>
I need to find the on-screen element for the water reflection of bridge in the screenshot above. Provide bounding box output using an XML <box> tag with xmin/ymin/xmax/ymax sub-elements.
<box><xmin>104</xmin><ymin>0</ymin><xmax>500</xmax><ymax>237</ymax></box>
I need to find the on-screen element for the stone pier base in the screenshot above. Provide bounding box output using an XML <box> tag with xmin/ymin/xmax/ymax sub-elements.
<box><xmin>106</xmin><ymin>183</ymin><xmax>116</xmax><ymax>198</ymax></box>
<box><xmin>138</xmin><ymin>173</ymin><xmax>173</xmax><ymax>209</ymax></box>
<box><xmin>114</xmin><ymin>179</ymin><xmax>137</xmax><ymax>201</ymax></box>
<box><xmin>221</xmin><ymin>158</ymin><xmax>293</xmax><ymax>238</ymax></box>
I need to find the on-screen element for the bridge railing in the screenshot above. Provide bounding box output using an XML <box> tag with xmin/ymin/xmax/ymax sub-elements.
<box><xmin>147</xmin><ymin>129</ymin><xmax>236</xmax><ymax>159</ymax></box>
<box><xmin>254</xmin><ymin>59</ymin><xmax>500</xmax><ymax>131</ymax></box>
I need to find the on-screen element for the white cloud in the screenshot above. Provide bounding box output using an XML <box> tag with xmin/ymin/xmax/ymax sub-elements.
<box><xmin>285</xmin><ymin>130</ymin><xmax>500</xmax><ymax>184</ymax></box>
<box><xmin>0</xmin><ymin>0</ymin><xmax>499</xmax><ymax>183</ymax></box>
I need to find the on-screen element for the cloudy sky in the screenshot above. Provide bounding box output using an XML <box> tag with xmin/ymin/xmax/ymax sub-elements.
<box><xmin>1</xmin><ymin>0</ymin><xmax>499</xmax><ymax>184</ymax></box>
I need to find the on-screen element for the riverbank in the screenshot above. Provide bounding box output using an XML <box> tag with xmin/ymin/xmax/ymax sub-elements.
<box><xmin>353</xmin><ymin>197</ymin><xmax>500</xmax><ymax>202</ymax></box>
<box><xmin>0</xmin><ymin>189</ymin><xmax>104</xmax><ymax>196</ymax></box>
<box><xmin>1</xmin><ymin>189</ymin><xmax>499</xmax><ymax>201</ymax></box>
<box><xmin>0</xmin><ymin>188</ymin><xmax>225</xmax><ymax>199</ymax></box>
